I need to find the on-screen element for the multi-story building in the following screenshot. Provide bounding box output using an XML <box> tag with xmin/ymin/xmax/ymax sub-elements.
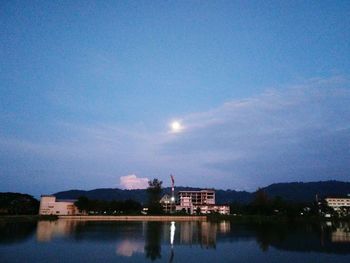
<box><xmin>325</xmin><ymin>197</ymin><xmax>350</xmax><ymax>209</ymax></box>
<box><xmin>39</xmin><ymin>195</ymin><xmax>80</xmax><ymax>215</ymax></box>
<box><xmin>173</xmin><ymin>189</ymin><xmax>230</xmax><ymax>215</ymax></box>
<box><xmin>178</xmin><ymin>190</ymin><xmax>215</xmax><ymax>206</ymax></box>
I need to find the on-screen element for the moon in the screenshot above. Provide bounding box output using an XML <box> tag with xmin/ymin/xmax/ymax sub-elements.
<box><xmin>170</xmin><ymin>121</ymin><xmax>183</xmax><ymax>133</ymax></box>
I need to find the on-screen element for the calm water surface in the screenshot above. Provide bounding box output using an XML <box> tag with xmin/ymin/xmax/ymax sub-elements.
<box><xmin>1</xmin><ymin>220</ymin><xmax>350</xmax><ymax>262</ymax></box>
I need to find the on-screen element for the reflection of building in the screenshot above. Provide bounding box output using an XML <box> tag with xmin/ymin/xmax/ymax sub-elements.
<box><xmin>36</xmin><ymin>220</ymin><xmax>80</xmax><ymax>242</ymax></box>
<box><xmin>200</xmin><ymin>221</ymin><xmax>217</xmax><ymax>249</ymax></box>
<box><xmin>178</xmin><ymin>221</ymin><xmax>217</xmax><ymax>248</ymax></box>
<box><xmin>331</xmin><ymin>222</ymin><xmax>350</xmax><ymax>243</ymax></box>
<box><xmin>39</xmin><ymin>195</ymin><xmax>80</xmax><ymax>215</ymax></box>
<box><xmin>173</xmin><ymin>190</ymin><xmax>230</xmax><ymax>215</ymax></box>
<box><xmin>218</xmin><ymin>221</ymin><xmax>231</xmax><ymax>234</ymax></box>
<box><xmin>116</xmin><ymin>240</ymin><xmax>144</xmax><ymax>257</ymax></box>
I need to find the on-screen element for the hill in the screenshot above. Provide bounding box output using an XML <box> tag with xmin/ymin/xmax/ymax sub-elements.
<box><xmin>54</xmin><ymin>186</ymin><xmax>251</xmax><ymax>204</ymax></box>
<box><xmin>0</xmin><ymin>192</ymin><xmax>39</xmax><ymax>214</ymax></box>
<box><xmin>54</xmin><ymin>180</ymin><xmax>350</xmax><ymax>204</ymax></box>
<box><xmin>261</xmin><ymin>180</ymin><xmax>350</xmax><ymax>202</ymax></box>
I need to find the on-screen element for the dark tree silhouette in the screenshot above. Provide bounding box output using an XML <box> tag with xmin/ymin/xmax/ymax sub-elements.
<box><xmin>147</xmin><ymin>178</ymin><xmax>163</xmax><ymax>215</ymax></box>
<box><xmin>144</xmin><ymin>222</ymin><xmax>162</xmax><ymax>261</ymax></box>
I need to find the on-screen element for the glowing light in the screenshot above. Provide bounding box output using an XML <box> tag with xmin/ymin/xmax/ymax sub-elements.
<box><xmin>170</xmin><ymin>221</ymin><xmax>176</xmax><ymax>246</ymax></box>
<box><xmin>170</xmin><ymin>121</ymin><xmax>183</xmax><ymax>133</ymax></box>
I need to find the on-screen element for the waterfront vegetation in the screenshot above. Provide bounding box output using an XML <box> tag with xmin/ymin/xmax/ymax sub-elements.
<box><xmin>1</xmin><ymin>186</ymin><xmax>349</xmax><ymax>222</ymax></box>
<box><xmin>74</xmin><ymin>196</ymin><xmax>142</xmax><ymax>215</ymax></box>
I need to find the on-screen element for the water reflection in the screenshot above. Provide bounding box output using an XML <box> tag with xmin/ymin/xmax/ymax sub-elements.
<box><xmin>2</xmin><ymin>219</ymin><xmax>350</xmax><ymax>262</ymax></box>
<box><xmin>36</xmin><ymin>220</ymin><xmax>80</xmax><ymax>242</ymax></box>
<box><xmin>0</xmin><ymin>221</ymin><xmax>36</xmax><ymax>244</ymax></box>
<box><xmin>144</xmin><ymin>222</ymin><xmax>162</xmax><ymax>261</ymax></box>
<box><xmin>116</xmin><ymin>240</ymin><xmax>144</xmax><ymax>257</ymax></box>
<box><xmin>170</xmin><ymin>221</ymin><xmax>175</xmax><ymax>247</ymax></box>
<box><xmin>33</xmin><ymin>219</ymin><xmax>350</xmax><ymax>255</ymax></box>
<box><xmin>331</xmin><ymin>222</ymin><xmax>350</xmax><ymax>243</ymax></box>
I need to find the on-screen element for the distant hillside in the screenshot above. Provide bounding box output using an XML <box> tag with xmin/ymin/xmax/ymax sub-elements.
<box><xmin>54</xmin><ymin>186</ymin><xmax>251</xmax><ymax>205</ymax></box>
<box><xmin>0</xmin><ymin>192</ymin><xmax>39</xmax><ymax>214</ymax></box>
<box><xmin>261</xmin><ymin>180</ymin><xmax>350</xmax><ymax>202</ymax></box>
<box><xmin>54</xmin><ymin>180</ymin><xmax>350</xmax><ymax>204</ymax></box>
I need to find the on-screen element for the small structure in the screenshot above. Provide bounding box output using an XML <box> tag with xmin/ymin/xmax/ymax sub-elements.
<box><xmin>160</xmin><ymin>194</ymin><xmax>173</xmax><ymax>213</ymax></box>
<box><xmin>39</xmin><ymin>195</ymin><xmax>80</xmax><ymax>215</ymax></box>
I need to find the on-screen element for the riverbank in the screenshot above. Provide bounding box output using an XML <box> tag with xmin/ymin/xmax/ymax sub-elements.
<box><xmin>0</xmin><ymin>215</ymin><xmax>58</xmax><ymax>222</ymax></box>
<box><xmin>58</xmin><ymin>215</ymin><xmax>207</xmax><ymax>221</ymax></box>
<box><xmin>1</xmin><ymin>214</ymin><xmax>349</xmax><ymax>223</ymax></box>
<box><xmin>207</xmin><ymin>214</ymin><xmax>350</xmax><ymax>224</ymax></box>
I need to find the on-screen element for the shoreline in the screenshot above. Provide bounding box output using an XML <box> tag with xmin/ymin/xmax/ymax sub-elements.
<box><xmin>1</xmin><ymin>214</ymin><xmax>349</xmax><ymax>223</ymax></box>
<box><xmin>58</xmin><ymin>215</ymin><xmax>207</xmax><ymax>221</ymax></box>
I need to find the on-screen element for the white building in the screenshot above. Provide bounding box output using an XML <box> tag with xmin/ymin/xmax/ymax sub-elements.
<box><xmin>325</xmin><ymin>197</ymin><xmax>350</xmax><ymax>209</ymax></box>
<box><xmin>179</xmin><ymin>190</ymin><xmax>215</xmax><ymax>206</ymax></box>
<box><xmin>174</xmin><ymin>190</ymin><xmax>230</xmax><ymax>215</ymax></box>
<box><xmin>39</xmin><ymin>195</ymin><xmax>80</xmax><ymax>215</ymax></box>
<box><xmin>160</xmin><ymin>194</ymin><xmax>173</xmax><ymax>213</ymax></box>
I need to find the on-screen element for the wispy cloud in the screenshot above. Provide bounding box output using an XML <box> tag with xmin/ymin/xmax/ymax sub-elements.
<box><xmin>159</xmin><ymin>77</ymin><xmax>350</xmax><ymax>189</ymax></box>
<box><xmin>1</xmin><ymin>77</ymin><xmax>349</xmax><ymax>193</ymax></box>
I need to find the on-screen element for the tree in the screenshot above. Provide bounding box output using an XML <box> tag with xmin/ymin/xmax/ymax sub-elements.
<box><xmin>251</xmin><ymin>189</ymin><xmax>271</xmax><ymax>215</ymax></box>
<box><xmin>0</xmin><ymin>193</ymin><xmax>39</xmax><ymax>215</ymax></box>
<box><xmin>147</xmin><ymin>178</ymin><xmax>163</xmax><ymax>214</ymax></box>
<box><xmin>74</xmin><ymin>196</ymin><xmax>90</xmax><ymax>213</ymax></box>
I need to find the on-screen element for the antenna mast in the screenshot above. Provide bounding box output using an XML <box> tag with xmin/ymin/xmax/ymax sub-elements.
<box><xmin>170</xmin><ymin>174</ymin><xmax>175</xmax><ymax>213</ymax></box>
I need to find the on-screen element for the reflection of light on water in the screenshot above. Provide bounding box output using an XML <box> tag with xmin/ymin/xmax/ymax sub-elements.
<box><xmin>116</xmin><ymin>240</ymin><xmax>144</xmax><ymax>257</ymax></box>
<box><xmin>331</xmin><ymin>222</ymin><xmax>350</xmax><ymax>243</ymax></box>
<box><xmin>219</xmin><ymin>221</ymin><xmax>230</xmax><ymax>234</ymax></box>
<box><xmin>36</xmin><ymin>220</ymin><xmax>80</xmax><ymax>242</ymax></box>
<box><xmin>170</xmin><ymin>221</ymin><xmax>176</xmax><ymax>247</ymax></box>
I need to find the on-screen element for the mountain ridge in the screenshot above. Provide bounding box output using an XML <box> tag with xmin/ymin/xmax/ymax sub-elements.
<box><xmin>54</xmin><ymin>180</ymin><xmax>350</xmax><ymax>204</ymax></box>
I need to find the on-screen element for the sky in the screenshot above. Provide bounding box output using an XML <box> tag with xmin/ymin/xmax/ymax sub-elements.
<box><xmin>1</xmin><ymin>1</ymin><xmax>350</xmax><ymax>196</ymax></box>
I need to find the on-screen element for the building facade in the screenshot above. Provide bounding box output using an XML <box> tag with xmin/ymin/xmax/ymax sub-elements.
<box><xmin>39</xmin><ymin>195</ymin><xmax>80</xmax><ymax>215</ymax></box>
<box><xmin>172</xmin><ymin>190</ymin><xmax>230</xmax><ymax>215</ymax></box>
<box><xmin>325</xmin><ymin>197</ymin><xmax>350</xmax><ymax>209</ymax></box>
<box><xmin>178</xmin><ymin>190</ymin><xmax>215</xmax><ymax>206</ymax></box>
<box><xmin>160</xmin><ymin>194</ymin><xmax>173</xmax><ymax>213</ymax></box>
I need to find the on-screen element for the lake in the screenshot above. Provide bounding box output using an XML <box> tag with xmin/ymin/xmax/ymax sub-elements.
<box><xmin>1</xmin><ymin>219</ymin><xmax>350</xmax><ymax>262</ymax></box>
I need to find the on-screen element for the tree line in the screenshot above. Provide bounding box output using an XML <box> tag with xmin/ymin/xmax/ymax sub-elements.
<box><xmin>74</xmin><ymin>196</ymin><xmax>142</xmax><ymax>214</ymax></box>
<box><xmin>0</xmin><ymin>193</ymin><xmax>39</xmax><ymax>215</ymax></box>
<box><xmin>229</xmin><ymin>188</ymin><xmax>336</xmax><ymax>218</ymax></box>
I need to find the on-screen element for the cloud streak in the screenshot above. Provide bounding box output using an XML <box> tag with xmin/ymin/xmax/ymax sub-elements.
<box><xmin>159</xmin><ymin>77</ymin><xmax>350</xmax><ymax>189</ymax></box>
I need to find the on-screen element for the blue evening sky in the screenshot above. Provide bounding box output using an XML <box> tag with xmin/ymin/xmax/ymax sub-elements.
<box><xmin>1</xmin><ymin>1</ymin><xmax>350</xmax><ymax>196</ymax></box>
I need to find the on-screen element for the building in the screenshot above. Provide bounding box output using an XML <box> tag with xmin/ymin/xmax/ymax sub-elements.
<box><xmin>325</xmin><ymin>196</ymin><xmax>350</xmax><ymax>209</ymax></box>
<box><xmin>179</xmin><ymin>190</ymin><xmax>215</xmax><ymax>206</ymax></box>
<box><xmin>160</xmin><ymin>194</ymin><xmax>173</xmax><ymax>213</ymax></box>
<box><xmin>325</xmin><ymin>196</ymin><xmax>350</xmax><ymax>217</ymax></box>
<box><xmin>198</xmin><ymin>204</ymin><xmax>230</xmax><ymax>215</ymax></box>
<box><xmin>39</xmin><ymin>195</ymin><xmax>80</xmax><ymax>215</ymax></box>
<box><xmin>173</xmin><ymin>190</ymin><xmax>230</xmax><ymax>215</ymax></box>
